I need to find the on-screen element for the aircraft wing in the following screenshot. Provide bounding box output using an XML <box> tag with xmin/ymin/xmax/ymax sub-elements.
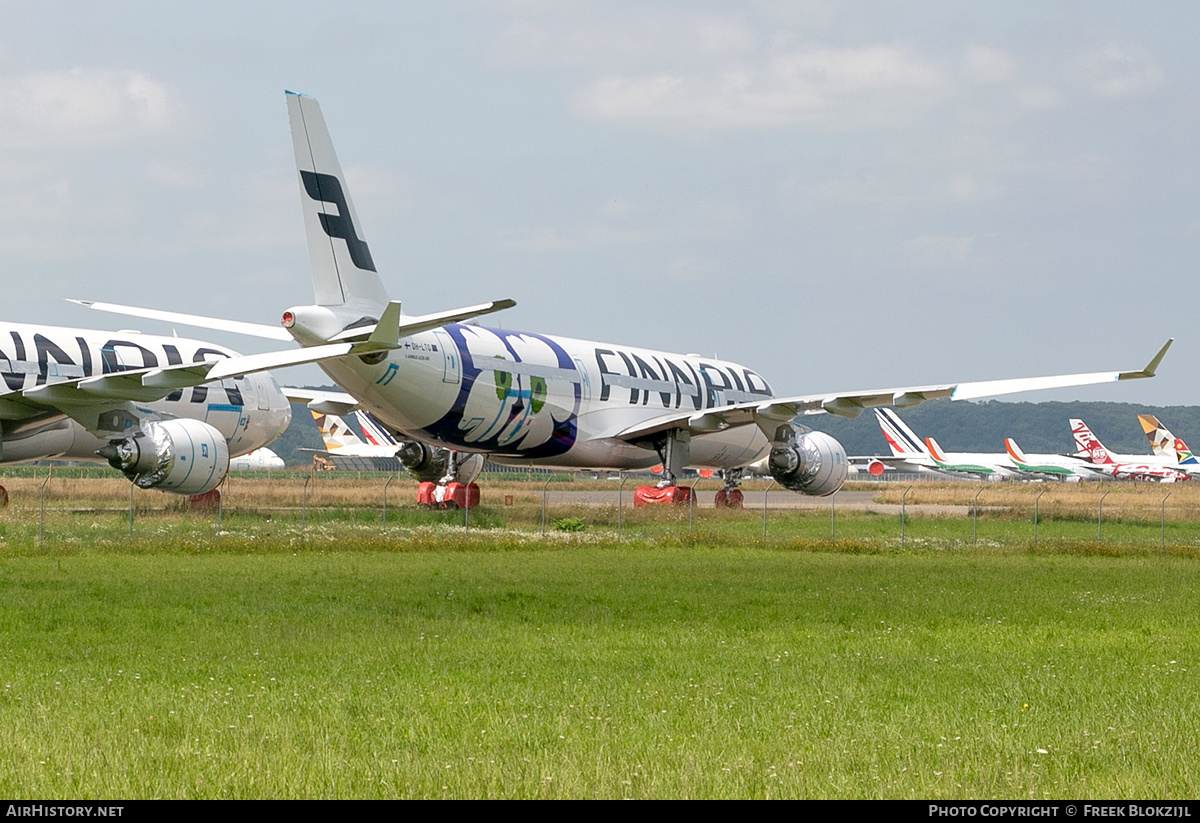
<box><xmin>0</xmin><ymin>341</ymin><xmax>397</xmax><ymax>437</ymax></box>
<box><xmin>614</xmin><ymin>339</ymin><xmax>1172</xmax><ymax>443</ymax></box>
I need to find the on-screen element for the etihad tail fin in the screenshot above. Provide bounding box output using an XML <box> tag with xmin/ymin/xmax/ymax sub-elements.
<box><xmin>1070</xmin><ymin>418</ymin><xmax>1113</xmax><ymax>464</ymax></box>
<box><xmin>287</xmin><ymin>91</ymin><xmax>390</xmax><ymax>309</ymax></box>
<box><xmin>874</xmin><ymin>408</ymin><xmax>927</xmax><ymax>458</ymax></box>
<box><xmin>1139</xmin><ymin>414</ymin><xmax>1195</xmax><ymax>464</ymax></box>
<box><xmin>311</xmin><ymin>410</ymin><xmax>365</xmax><ymax>451</ymax></box>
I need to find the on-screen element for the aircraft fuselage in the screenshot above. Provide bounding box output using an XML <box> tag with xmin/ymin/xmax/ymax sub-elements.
<box><xmin>301</xmin><ymin>316</ymin><xmax>774</xmax><ymax>472</ymax></box>
<box><xmin>0</xmin><ymin>322</ymin><xmax>291</xmax><ymax>464</ymax></box>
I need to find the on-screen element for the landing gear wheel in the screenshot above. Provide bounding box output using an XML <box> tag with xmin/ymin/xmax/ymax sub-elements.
<box><xmin>714</xmin><ymin>488</ymin><xmax>743</xmax><ymax>509</ymax></box>
<box><xmin>634</xmin><ymin>485</ymin><xmax>693</xmax><ymax>507</ymax></box>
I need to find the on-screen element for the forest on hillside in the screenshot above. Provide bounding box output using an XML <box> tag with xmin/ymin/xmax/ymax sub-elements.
<box><xmin>268</xmin><ymin>397</ymin><xmax>1198</xmax><ymax>467</ymax></box>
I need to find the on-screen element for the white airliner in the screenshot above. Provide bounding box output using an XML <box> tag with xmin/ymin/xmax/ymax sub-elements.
<box><xmin>74</xmin><ymin>92</ymin><xmax>1172</xmax><ymax>506</ymax></box>
<box><xmin>1071</xmin><ymin>419</ymin><xmax>1190</xmax><ymax>482</ymax></box>
<box><xmin>230</xmin><ymin>447</ymin><xmax>286</xmax><ymax>471</ymax></box>
<box><xmin>1002</xmin><ymin>439</ymin><xmax>1101</xmax><ymax>482</ymax></box>
<box><xmin>0</xmin><ymin>322</ymin><xmax>321</xmax><ymax>493</ymax></box>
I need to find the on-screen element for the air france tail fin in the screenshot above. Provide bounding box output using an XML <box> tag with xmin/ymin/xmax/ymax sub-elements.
<box><xmin>355</xmin><ymin>410</ymin><xmax>399</xmax><ymax>447</ymax></box>
<box><xmin>874</xmin><ymin>408</ymin><xmax>928</xmax><ymax>458</ymax></box>
<box><xmin>287</xmin><ymin>91</ymin><xmax>390</xmax><ymax>309</ymax></box>
<box><xmin>311</xmin><ymin>410</ymin><xmax>365</xmax><ymax>451</ymax></box>
<box><xmin>1139</xmin><ymin>414</ymin><xmax>1195</xmax><ymax>464</ymax></box>
<box><xmin>1070</xmin><ymin>418</ymin><xmax>1113</xmax><ymax>464</ymax></box>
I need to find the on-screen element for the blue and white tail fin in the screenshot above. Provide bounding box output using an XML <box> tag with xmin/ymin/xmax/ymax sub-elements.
<box><xmin>355</xmin><ymin>410</ymin><xmax>399</xmax><ymax>447</ymax></box>
<box><xmin>287</xmin><ymin>91</ymin><xmax>390</xmax><ymax>310</ymax></box>
<box><xmin>874</xmin><ymin>408</ymin><xmax>928</xmax><ymax>458</ymax></box>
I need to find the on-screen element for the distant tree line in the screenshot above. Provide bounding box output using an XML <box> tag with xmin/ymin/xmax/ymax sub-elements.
<box><xmin>811</xmin><ymin>399</ymin><xmax>1200</xmax><ymax>458</ymax></box>
<box><xmin>266</xmin><ymin>395</ymin><xmax>1199</xmax><ymax>467</ymax></box>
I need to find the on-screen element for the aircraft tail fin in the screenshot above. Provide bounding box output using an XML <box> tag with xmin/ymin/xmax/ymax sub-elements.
<box><xmin>311</xmin><ymin>410</ymin><xmax>365</xmax><ymax>451</ymax></box>
<box><xmin>1139</xmin><ymin>414</ymin><xmax>1195</xmax><ymax>464</ymax></box>
<box><xmin>924</xmin><ymin>437</ymin><xmax>948</xmax><ymax>463</ymax></box>
<box><xmin>355</xmin><ymin>410</ymin><xmax>399</xmax><ymax>448</ymax></box>
<box><xmin>287</xmin><ymin>91</ymin><xmax>390</xmax><ymax>309</ymax></box>
<box><xmin>874</xmin><ymin>408</ymin><xmax>927</xmax><ymax>457</ymax></box>
<box><xmin>1004</xmin><ymin>438</ymin><xmax>1029</xmax><ymax>465</ymax></box>
<box><xmin>1070</xmin><ymin>418</ymin><xmax>1113</xmax><ymax>464</ymax></box>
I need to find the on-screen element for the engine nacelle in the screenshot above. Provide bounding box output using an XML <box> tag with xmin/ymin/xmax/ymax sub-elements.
<box><xmin>767</xmin><ymin>428</ymin><xmax>848</xmax><ymax>497</ymax></box>
<box><xmin>98</xmin><ymin>419</ymin><xmax>229</xmax><ymax>495</ymax></box>
<box><xmin>396</xmin><ymin>441</ymin><xmax>483</xmax><ymax>485</ymax></box>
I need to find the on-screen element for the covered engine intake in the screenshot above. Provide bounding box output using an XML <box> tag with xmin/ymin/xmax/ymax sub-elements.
<box><xmin>766</xmin><ymin>426</ymin><xmax>848</xmax><ymax>497</ymax></box>
<box><xmin>97</xmin><ymin>418</ymin><xmax>229</xmax><ymax>495</ymax></box>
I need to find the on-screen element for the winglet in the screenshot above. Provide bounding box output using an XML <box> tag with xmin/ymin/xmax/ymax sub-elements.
<box><xmin>1118</xmin><ymin>338</ymin><xmax>1172</xmax><ymax>380</ymax></box>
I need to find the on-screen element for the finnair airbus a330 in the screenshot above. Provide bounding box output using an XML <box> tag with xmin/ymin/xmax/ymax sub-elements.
<box><xmin>76</xmin><ymin>92</ymin><xmax>1172</xmax><ymax>506</ymax></box>
<box><xmin>0</xmin><ymin>319</ymin><xmax>393</xmax><ymax>494</ymax></box>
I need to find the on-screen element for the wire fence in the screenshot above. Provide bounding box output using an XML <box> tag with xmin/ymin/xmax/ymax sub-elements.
<box><xmin>2</xmin><ymin>468</ymin><xmax>1198</xmax><ymax>550</ymax></box>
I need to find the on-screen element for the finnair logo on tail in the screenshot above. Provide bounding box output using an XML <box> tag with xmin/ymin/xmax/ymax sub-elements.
<box><xmin>301</xmin><ymin>170</ymin><xmax>377</xmax><ymax>272</ymax></box>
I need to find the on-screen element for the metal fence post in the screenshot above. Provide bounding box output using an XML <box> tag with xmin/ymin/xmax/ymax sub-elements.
<box><xmin>762</xmin><ymin>480</ymin><xmax>776</xmax><ymax>540</ymax></box>
<box><xmin>1161</xmin><ymin>491</ymin><xmax>1171</xmax><ymax>550</ymax></box>
<box><xmin>1097</xmin><ymin>489</ymin><xmax>1110</xmax><ymax>543</ymax></box>
<box><xmin>301</xmin><ymin>470</ymin><xmax>312</xmax><ymax>538</ymax></box>
<box><xmin>618</xmin><ymin>473</ymin><xmax>627</xmax><ymax>537</ymax></box>
<box><xmin>972</xmin><ymin>487</ymin><xmax>983</xmax><ymax>545</ymax></box>
<box><xmin>901</xmin><ymin>485</ymin><xmax>912</xmax><ymax>548</ymax></box>
<box><xmin>38</xmin><ymin>466</ymin><xmax>52</xmax><ymax>544</ymax></box>
<box><xmin>830</xmin><ymin>491</ymin><xmax>836</xmax><ymax>539</ymax></box>
<box><xmin>1033</xmin><ymin>489</ymin><xmax>1045</xmax><ymax>546</ymax></box>
<box><xmin>382</xmin><ymin>474</ymin><xmax>394</xmax><ymax>531</ymax></box>
<box><xmin>541</xmin><ymin>476</ymin><xmax>553</xmax><ymax>537</ymax></box>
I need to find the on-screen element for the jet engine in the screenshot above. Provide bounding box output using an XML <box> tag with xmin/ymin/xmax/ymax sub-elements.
<box><xmin>766</xmin><ymin>426</ymin><xmax>848</xmax><ymax>497</ymax></box>
<box><xmin>396</xmin><ymin>440</ymin><xmax>484</xmax><ymax>484</ymax></box>
<box><xmin>98</xmin><ymin>419</ymin><xmax>230</xmax><ymax>495</ymax></box>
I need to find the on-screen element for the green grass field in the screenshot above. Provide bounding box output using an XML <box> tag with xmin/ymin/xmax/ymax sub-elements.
<box><xmin>2</xmin><ymin>511</ymin><xmax>1200</xmax><ymax>798</ymax></box>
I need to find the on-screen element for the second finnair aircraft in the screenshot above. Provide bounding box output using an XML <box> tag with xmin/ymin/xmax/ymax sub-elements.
<box><xmin>78</xmin><ymin>92</ymin><xmax>1172</xmax><ymax>505</ymax></box>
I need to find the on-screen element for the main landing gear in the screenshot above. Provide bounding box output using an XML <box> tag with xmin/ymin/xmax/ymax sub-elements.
<box><xmin>634</xmin><ymin>430</ymin><xmax>692</xmax><ymax>507</ymax></box>
<box><xmin>633</xmin><ymin>429</ymin><xmax>750</xmax><ymax>509</ymax></box>
<box><xmin>400</xmin><ymin>443</ymin><xmax>484</xmax><ymax>509</ymax></box>
<box><xmin>713</xmin><ymin>468</ymin><xmax>744</xmax><ymax>509</ymax></box>
<box><xmin>416</xmin><ymin>480</ymin><xmax>480</xmax><ymax>510</ymax></box>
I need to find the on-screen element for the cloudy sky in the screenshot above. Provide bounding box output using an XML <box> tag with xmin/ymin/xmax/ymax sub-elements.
<box><xmin>1</xmin><ymin>1</ymin><xmax>1196</xmax><ymax>405</ymax></box>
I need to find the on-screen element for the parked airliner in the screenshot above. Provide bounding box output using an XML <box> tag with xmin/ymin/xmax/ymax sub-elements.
<box><xmin>1071</xmin><ymin>419</ymin><xmax>1189</xmax><ymax>482</ymax></box>
<box><xmin>74</xmin><ymin>92</ymin><xmax>1171</xmax><ymax>506</ymax></box>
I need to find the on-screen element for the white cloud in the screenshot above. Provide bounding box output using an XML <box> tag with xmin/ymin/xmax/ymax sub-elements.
<box><xmin>0</xmin><ymin>68</ymin><xmax>178</xmax><ymax>148</ymax></box>
<box><xmin>491</xmin><ymin>10</ymin><xmax>756</xmax><ymax>68</ymax></box>
<box><xmin>574</xmin><ymin>45</ymin><xmax>945</xmax><ymax>128</ymax></box>
<box><xmin>494</xmin><ymin>222</ymin><xmax>653</xmax><ymax>251</ymax></box>
<box><xmin>963</xmin><ymin>46</ymin><xmax>1016</xmax><ymax>84</ymax></box>
<box><xmin>1015</xmin><ymin>86</ymin><xmax>1060</xmax><ymax>110</ymax></box>
<box><xmin>1078</xmin><ymin>45</ymin><xmax>1164</xmax><ymax>98</ymax></box>
<box><xmin>903</xmin><ymin>234</ymin><xmax>976</xmax><ymax>268</ymax></box>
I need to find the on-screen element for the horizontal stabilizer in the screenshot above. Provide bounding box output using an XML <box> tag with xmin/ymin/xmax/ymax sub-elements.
<box><xmin>330</xmin><ymin>299</ymin><xmax>518</xmax><ymax>343</ymax></box>
<box><xmin>69</xmin><ymin>299</ymin><xmax>292</xmax><ymax>340</ymax></box>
